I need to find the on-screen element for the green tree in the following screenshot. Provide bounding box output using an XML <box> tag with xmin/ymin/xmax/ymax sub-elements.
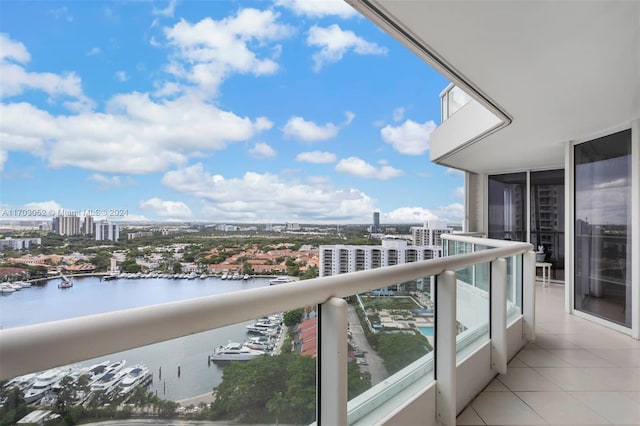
<box><xmin>266</xmin><ymin>391</ymin><xmax>288</xmax><ymax>425</ymax></box>
<box><xmin>173</xmin><ymin>262</ymin><xmax>183</xmax><ymax>274</ymax></box>
<box><xmin>376</xmin><ymin>332</ymin><xmax>431</xmax><ymax>374</ymax></box>
<box><xmin>0</xmin><ymin>386</ymin><xmax>28</xmax><ymax>426</ymax></box>
<box><xmin>283</xmin><ymin>308</ymin><xmax>304</xmax><ymax>326</ymax></box>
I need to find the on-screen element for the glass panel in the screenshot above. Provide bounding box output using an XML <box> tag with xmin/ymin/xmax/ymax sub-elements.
<box><xmin>574</xmin><ymin>129</ymin><xmax>632</xmax><ymax>328</ymax></box>
<box><xmin>488</xmin><ymin>173</ymin><xmax>527</xmax><ymax>242</ymax></box>
<box><xmin>473</xmin><ymin>244</ymin><xmax>490</xmax><ymax>292</ymax></box>
<box><xmin>530</xmin><ymin>169</ymin><xmax>565</xmax><ymax>282</ymax></box>
<box><xmin>455</xmin><ymin>263</ymin><xmax>490</xmax><ymax>361</ymax></box>
<box><xmin>506</xmin><ymin>254</ymin><xmax>523</xmax><ymax>323</ymax></box>
<box><xmin>347</xmin><ymin>278</ymin><xmax>434</xmax><ymax>424</ymax></box>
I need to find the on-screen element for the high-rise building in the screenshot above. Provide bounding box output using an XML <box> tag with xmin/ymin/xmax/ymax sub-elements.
<box><xmin>95</xmin><ymin>221</ymin><xmax>119</xmax><ymax>242</ymax></box>
<box><xmin>319</xmin><ymin>239</ymin><xmax>442</xmax><ymax>277</ymax></box>
<box><xmin>410</xmin><ymin>224</ymin><xmax>452</xmax><ymax>247</ymax></box>
<box><xmin>83</xmin><ymin>215</ymin><xmax>94</xmax><ymax>236</ymax></box>
<box><xmin>52</xmin><ymin>215</ymin><xmax>81</xmax><ymax>236</ymax></box>
<box><xmin>372</xmin><ymin>212</ymin><xmax>381</xmax><ymax>233</ymax></box>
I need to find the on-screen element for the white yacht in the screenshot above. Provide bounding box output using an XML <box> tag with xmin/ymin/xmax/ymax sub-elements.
<box><xmin>117</xmin><ymin>364</ymin><xmax>150</xmax><ymax>396</ymax></box>
<box><xmin>23</xmin><ymin>368</ymin><xmax>68</xmax><ymax>403</ymax></box>
<box><xmin>246</xmin><ymin>319</ymin><xmax>280</xmax><ymax>335</ymax></box>
<box><xmin>0</xmin><ymin>284</ymin><xmax>16</xmax><ymax>294</ymax></box>
<box><xmin>3</xmin><ymin>372</ymin><xmax>36</xmax><ymax>393</ymax></box>
<box><xmin>90</xmin><ymin>360</ymin><xmax>127</xmax><ymax>394</ymax></box>
<box><xmin>211</xmin><ymin>342</ymin><xmax>265</xmax><ymax>362</ymax></box>
<box><xmin>269</xmin><ymin>276</ymin><xmax>295</xmax><ymax>285</ymax></box>
<box><xmin>221</xmin><ymin>273</ymin><xmax>228</xmax><ymax>280</ymax></box>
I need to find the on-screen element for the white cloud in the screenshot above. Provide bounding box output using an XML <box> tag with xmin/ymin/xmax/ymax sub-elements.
<box><xmin>49</xmin><ymin>6</ymin><xmax>73</xmax><ymax>22</ymax></box>
<box><xmin>392</xmin><ymin>107</ymin><xmax>405</xmax><ymax>122</ymax></box>
<box><xmin>162</xmin><ymin>9</ymin><xmax>293</xmax><ymax>97</ymax></box>
<box><xmin>115</xmin><ymin>71</ymin><xmax>129</xmax><ymax>82</ymax></box>
<box><xmin>86</xmin><ymin>47</ymin><xmax>101</xmax><ymax>56</ymax></box>
<box><xmin>24</xmin><ymin>200</ymin><xmax>64</xmax><ymax>214</ymax></box>
<box><xmin>275</xmin><ymin>0</ymin><xmax>357</xmax><ymax>18</ymax></box>
<box><xmin>384</xmin><ymin>207</ymin><xmax>438</xmax><ymax>224</ymax></box>
<box><xmin>0</xmin><ymin>34</ymin><xmax>94</xmax><ymax>111</ymax></box>
<box><xmin>295</xmin><ymin>151</ymin><xmax>337</xmax><ymax>164</ymax></box>
<box><xmin>0</xmin><ymin>93</ymin><xmax>272</xmax><ymax>174</ymax></box>
<box><xmin>0</xmin><ymin>150</ymin><xmax>6</xmax><ymax>172</ymax></box>
<box><xmin>283</xmin><ymin>111</ymin><xmax>353</xmax><ymax>142</ymax></box>
<box><xmin>380</xmin><ymin>119</ymin><xmax>437</xmax><ymax>155</ymax></box>
<box><xmin>140</xmin><ymin>197</ymin><xmax>192</xmax><ymax>218</ymax></box>
<box><xmin>445</xmin><ymin>167</ymin><xmax>464</xmax><ymax>176</ymax></box>
<box><xmin>307</xmin><ymin>24</ymin><xmax>387</xmax><ymax>72</ymax></box>
<box><xmin>161</xmin><ymin>163</ymin><xmax>376</xmax><ymax>222</ymax></box>
<box><xmin>88</xmin><ymin>173</ymin><xmax>135</xmax><ymax>188</ymax></box>
<box><xmin>335</xmin><ymin>157</ymin><xmax>403</xmax><ymax>180</ymax></box>
<box><xmin>249</xmin><ymin>142</ymin><xmax>276</xmax><ymax>159</ymax></box>
<box><xmin>454</xmin><ymin>186</ymin><xmax>465</xmax><ymax>198</ymax></box>
<box><xmin>153</xmin><ymin>0</ymin><xmax>177</xmax><ymax>18</ymax></box>
<box><xmin>384</xmin><ymin>203</ymin><xmax>464</xmax><ymax>224</ymax></box>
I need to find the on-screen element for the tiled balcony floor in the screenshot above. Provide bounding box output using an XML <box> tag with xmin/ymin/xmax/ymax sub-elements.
<box><xmin>458</xmin><ymin>282</ymin><xmax>640</xmax><ymax>425</ymax></box>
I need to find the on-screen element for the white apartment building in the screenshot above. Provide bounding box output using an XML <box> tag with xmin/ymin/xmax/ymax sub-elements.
<box><xmin>82</xmin><ymin>215</ymin><xmax>94</xmax><ymax>236</ymax></box>
<box><xmin>320</xmin><ymin>239</ymin><xmax>442</xmax><ymax>277</ymax></box>
<box><xmin>52</xmin><ymin>215</ymin><xmax>81</xmax><ymax>236</ymax></box>
<box><xmin>410</xmin><ymin>225</ymin><xmax>452</xmax><ymax>247</ymax></box>
<box><xmin>0</xmin><ymin>237</ymin><xmax>41</xmax><ymax>250</ymax></box>
<box><xmin>95</xmin><ymin>221</ymin><xmax>119</xmax><ymax>242</ymax></box>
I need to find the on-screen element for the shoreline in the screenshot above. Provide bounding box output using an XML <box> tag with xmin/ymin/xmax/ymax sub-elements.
<box><xmin>176</xmin><ymin>391</ymin><xmax>215</xmax><ymax>407</ymax></box>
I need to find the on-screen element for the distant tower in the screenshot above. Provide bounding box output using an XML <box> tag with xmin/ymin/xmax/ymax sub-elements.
<box><xmin>373</xmin><ymin>212</ymin><xmax>381</xmax><ymax>233</ymax></box>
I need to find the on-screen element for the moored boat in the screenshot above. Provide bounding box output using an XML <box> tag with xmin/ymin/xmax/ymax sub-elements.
<box><xmin>211</xmin><ymin>342</ymin><xmax>265</xmax><ymax>362</ymax></box>
<box><xmin>269</xmin><ymin>276</ymin><xmax>295</xmax><ymax>285</ymax></box>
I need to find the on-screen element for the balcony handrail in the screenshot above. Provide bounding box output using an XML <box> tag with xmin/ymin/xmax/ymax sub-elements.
<box><xmin>0</xmin><ymin>241</ymin><xmax>532</xmax><ymax>381</ymax></box>
<box><xmin>443</xmin><ymin>233</ymin><xmax>526</xmax><ymax>248</ymax></box>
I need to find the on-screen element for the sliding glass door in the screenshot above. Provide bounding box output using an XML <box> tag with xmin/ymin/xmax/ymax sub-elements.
<box><xmin>574</xmin><ymin>129</ymin><xmax>632</xmax><ymax>327</ymax></box>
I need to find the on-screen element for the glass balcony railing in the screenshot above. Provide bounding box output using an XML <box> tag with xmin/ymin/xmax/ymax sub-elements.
<box><xmin>440</xmin><ymin>83</ymin><xmax>472</xmax><ymax>122</ymax></box>
<box><xmin>0</xmin><ymin>237</ymin><xmax>534</xmax><ymax>426</ymax></box>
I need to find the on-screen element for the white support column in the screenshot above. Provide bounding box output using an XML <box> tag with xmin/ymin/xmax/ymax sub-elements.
<box><xmin>523</xmin><ymin>251</ymin><xmax>536</xmax><ymax>341</ymax></box>
<box><xmin>436</xmin><ymin>270</ymin><xmax>457</xmax><ymax>426</ymax></box>
<box><xmin>319</xmin><ymin>297</ymin><xmax>348</xmax><ymax>426</ymax></box>
<box><xmin>491</xmin><ymin>258</ymin><xmax>508</xmax><ymax>375</ymax></box>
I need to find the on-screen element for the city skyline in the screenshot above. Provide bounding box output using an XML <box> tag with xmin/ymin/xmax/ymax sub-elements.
<box><xmin>0</xmin><ymin>0</ymin><xmax>463</xmax><ymax>224</ymax></box>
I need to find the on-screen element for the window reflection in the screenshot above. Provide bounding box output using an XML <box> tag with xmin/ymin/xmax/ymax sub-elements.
<box><xmin>574</xmin><ymin>129</ymin><xmax>631</xmax><ymax>327</ymax></box>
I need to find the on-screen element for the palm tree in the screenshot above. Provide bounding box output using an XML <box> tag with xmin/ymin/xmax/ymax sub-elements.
<box><xmin>266</xmin><ymin>391</ymin><xmax>288</xmax><ymax>426</ymax></box>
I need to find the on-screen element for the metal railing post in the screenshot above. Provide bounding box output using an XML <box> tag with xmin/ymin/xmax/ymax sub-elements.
<box><xmin>435</xmin><ymin>270</ymin><xmax>457</xmax><ymax>425</ymax></box>
<box><xmin>491</xmin><ymin>258</ymin><xmax>507</xmax><ymax>374</ymax></box>
<box><xmin>319</xmin><ymin>297</ymin><xmax>348</xmax><ymax>426</ymax></box>
<box><xmin>522</xmin><ymin>250</ymin><xmax>536</xmax><ymax>341</ymax></box>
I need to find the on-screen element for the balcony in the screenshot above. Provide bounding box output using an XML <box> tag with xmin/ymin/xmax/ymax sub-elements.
<box><xmin>430</xmin><ymin>84</ymin><xmax>504</xmax><ymax>164</ymax></box>
<box><xmin>2</xmin><ymin>235</ymin><xmax>536</xmax><ymax>425</ymax></box>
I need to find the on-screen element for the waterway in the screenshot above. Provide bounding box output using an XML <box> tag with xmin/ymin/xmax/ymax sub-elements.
<box><xmin>0</xmin><ymin>276</ymin><xmax>274</xmax><ymax>401</ymax></box>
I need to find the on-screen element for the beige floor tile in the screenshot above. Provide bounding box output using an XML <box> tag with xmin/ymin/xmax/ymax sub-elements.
<box><xmin>484</xmin><ymin>378</ymin><xmax>510</xmax><ymax>392</ymax></box>
<box><xmin>565</xmin><ymin>331</ymin><xmax>640</xmax><ymax>350</ymax></box>
<box><xmin>584</xmin><ymin>368</ymin><xmax>640</xmax><ymax>391</ymax></box>
<box><xmin>534</xmin><ymin>333</ymin><xmax>581</xmax><ymax>350</ymax></box>
<box><xmin>516</xmin><ymin>349</ymin><xmax>573</xmax><ymax>367</ymax></box>
<box><xmin>497</xmin><ymin>367</ymin><xmax>562</xmax><ymax>391</ymax></box>
<box><xmin>569</xmin><ymin>391</ymin><xmax>640</xmax><ymax>424</ymax></box>
<box><xmin>471</xmin><ymin>392</ymin><xmax>546</xmax><ymax>425</ymax></box>
<box><xmin>507</xmin><ymin>357</ymin><xmax>528</xmax><ymax>368</ymax></box>
<box><xmin>546</xmin><ymin>349</ymin><xmax>615</xmax><ymax>367</ymax></box>
<box><xmin>535</xmin><ymin>367</ymin><xmax>609</xmax><ymax>391</ymax></box>
<box><xmin>515</xmin><ymin>391</ymin><xmax>610</xmax><ymax>424</ymax></box>
<box><xmin>588</xmin><ymin>349</ymin><xmax>640</xmax><ymax>367</ymax></box>
<box><xmin>457</xmin><ymin>406</ymin><xmax>486</xmax><ymax>425</ymax></box>
<box><xmin>625</xmin><ymin>392</ymin><xmax>640</xmax><ymax>403</ymax></box>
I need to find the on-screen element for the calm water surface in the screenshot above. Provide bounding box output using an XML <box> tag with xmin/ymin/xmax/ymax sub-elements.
<box><xmin>0</xmin><ymin>276</ymin><xmax>274</xmax><ymax>401</ymax></box>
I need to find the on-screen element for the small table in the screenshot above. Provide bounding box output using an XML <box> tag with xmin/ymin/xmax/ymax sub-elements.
<box><xmin>536</xmin><ymin>262</ymin><xmax>552</xmax><ymax>287</ymax></box>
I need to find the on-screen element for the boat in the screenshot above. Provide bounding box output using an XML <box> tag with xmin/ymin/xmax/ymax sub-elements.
<box><xmin>23</xmin><ymin>368</ymin><xmax>69</xmax><ymax>404</ymax></box>
<box><xmin>16</xmin><ymin>280</ymin><xmax>31</xmax><ymax>288</ymax></box>
<box><xmin>89</xmin><ymin>360</ymin><xmax>126</xmax><ymax>394</ymax></box>
<box><xmin>3</xmin><ymin>372</ymin><xmax>37</xmax><ymax>393</ymax></box>
<box><xmin>102</xmin><ymin>275</ymin><xmax>117</xmax><ymax>281</ymax></box>
<box><xmin>269</xmin><ymin>276</ymin><xmax>295</xmax><ymax>285</ymax></box>
<box><xmin>187</xmin><ymin>272</ymin><xmax>197</xmax><ymax>280</ymax></box>
<box><xmin>243</xmin><ymin>274</ymin><xmax>250</xmax><ymax>280</ymax></box>
<box><xmin>58</xmin><ymin>274</ymin><xmax>73</xmax><ymax>289</ymax></box>
<box><xmin>231</xmin><ymin>272</ymin><xmax>240</xmax><ymax>280</ymax></box>
<box><xmin>200</xmin><ymin>274</ymin><xmax>207</xmax><ymax>279</ymax></box>
<box><xmin>221</xmin><ymin>273</ymin><xmax>228</xmax><ymax>280</ymax></box>
<box><xmin>246</xmin><ymin>319</ymin><xmax>280</xmax><ymax>335</ymax></box>
<box><xmin>117</xmin><ymin>364</ymin><xmax>151</xmax><ymax>396</ymax></box>
<box><xmin>211</xmin><ymin>342</ymin><xmax>265</xmax><ymax>362</ymax></box>
<box><xmin>0</xmin><ymin>284</ymin><xmax>16</xmax><ymax>294</ymax></box>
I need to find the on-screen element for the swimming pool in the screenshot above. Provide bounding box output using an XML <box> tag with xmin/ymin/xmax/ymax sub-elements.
<box><xmin>418</xmin><ymin>326</ymin><xmax>434</xmax><ymax>337</ymax></box>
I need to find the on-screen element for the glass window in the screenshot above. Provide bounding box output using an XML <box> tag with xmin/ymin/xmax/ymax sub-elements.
<box><xmin>488</xmin><ymin>173</ymin><xmax>526</xmax><ymax>242</ymax></box>
<box><xmin>530</xmin><ymin>170</ymin><xmax>565</xmax><ymax>281</ymax></box>
<box><xmin>574</xmin><ymin>129</ymin><xmax>632</xmax><ymax>327</ymax></box>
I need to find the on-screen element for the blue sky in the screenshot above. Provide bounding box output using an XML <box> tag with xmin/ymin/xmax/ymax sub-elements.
<box><xmin>0</xmin><ymin>0</ymin><xmax>463</xmax><ymax>224</ymax></box>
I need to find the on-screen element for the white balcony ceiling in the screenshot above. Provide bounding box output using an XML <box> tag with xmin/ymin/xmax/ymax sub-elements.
<box><xmin>350</xmin><ymin>1</ymin><xmax>640</xmax><ymax>173</ymax></box>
